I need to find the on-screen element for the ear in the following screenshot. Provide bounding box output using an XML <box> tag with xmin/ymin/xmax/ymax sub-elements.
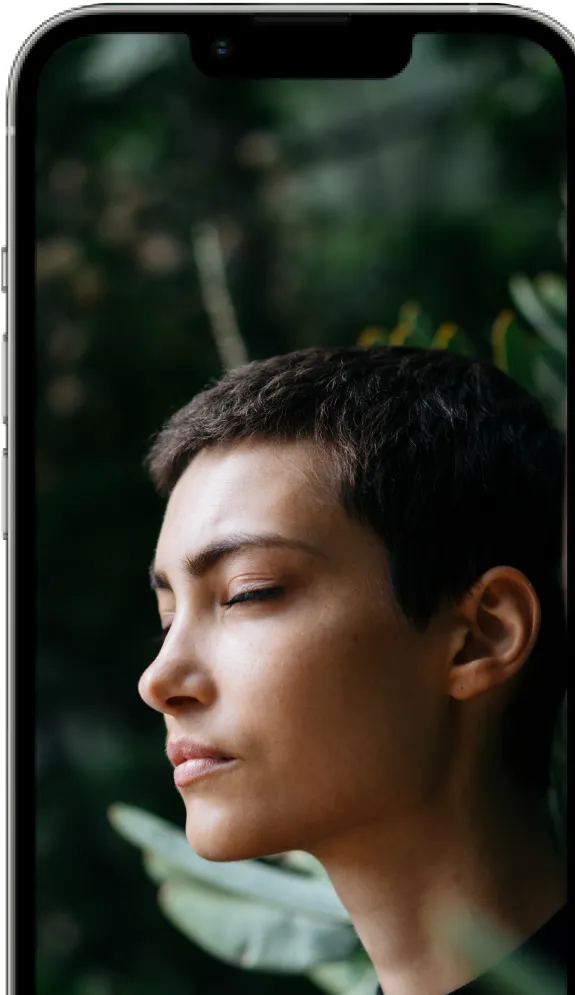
<box><xmin>447</xmin><ymin>567</ymin><xmax>541</xmax><ymax>702</ymax></box>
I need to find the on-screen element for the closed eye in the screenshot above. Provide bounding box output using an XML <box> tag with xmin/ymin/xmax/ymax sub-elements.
<box><xmin>222</xmin><ymin>587</ymin><xmax>284</xmax><ymax>609</ymax></box>
<box><xmin>151</xmin><ymin>588</ymin><xmax>284</xmax><ymax>648</ymax></box>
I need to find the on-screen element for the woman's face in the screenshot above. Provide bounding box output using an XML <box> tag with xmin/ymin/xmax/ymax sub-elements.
<box><xmin>138</xmin><ymin>439</ymin><xmax>453</xmax><ymax>862</ymax></box>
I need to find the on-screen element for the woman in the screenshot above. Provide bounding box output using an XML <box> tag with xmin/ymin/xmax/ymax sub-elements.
<box><xmin>139</xmin><ymin>345</ymin><xmax>567</xmax><ymax>995</ymax></box>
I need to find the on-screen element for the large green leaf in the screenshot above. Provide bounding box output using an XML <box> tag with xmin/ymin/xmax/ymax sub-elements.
<box><xmin>157</xmin><ymin>877</ymin><xmax>359</xmax><ymax>973</ymax></box>
<box><xmin>142</xmin><ymin>847</ymin><xmax>331</xmax><ymax>895</ymax></box>
<box><xmin>108</xmin><ymin>803</ymin><xmax>350</xmax><ymax>922</ymax></box>
<box><xmin>141</xmin><ymin>849</ymin><xmax>195</xmax><ymax>887</ymax></box>
<box><xmin>142</xmin><ymin>854</ymin><xmax>366</xmax><ymax>994</ymax></box>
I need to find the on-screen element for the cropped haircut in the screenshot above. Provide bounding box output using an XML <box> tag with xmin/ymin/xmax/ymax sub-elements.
<box><xmin>145</xmin><ymin>346</ymin><xmax>566</xmax><ymax>796</ymax></box>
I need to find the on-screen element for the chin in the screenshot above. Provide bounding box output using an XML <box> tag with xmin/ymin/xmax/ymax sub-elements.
<box><xmin>183</xmin><ymin>805</ymin><xmax>299</xmax><ymax>864</ymax></box>
<box><xmin>187</xmin><ymin>834</ymin><xmax>263</xmax><ymax>863</ymax></box>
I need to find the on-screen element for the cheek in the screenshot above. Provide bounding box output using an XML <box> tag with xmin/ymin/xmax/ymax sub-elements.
<box><xmin>185</xmin><ymin>608</ymin><xmax>448</xmax><ymax>859</ymax></box>
<box><xmin>219</xmin><ymin>601</ymin><xmax>421</xmax><ymax>771</ymax></box>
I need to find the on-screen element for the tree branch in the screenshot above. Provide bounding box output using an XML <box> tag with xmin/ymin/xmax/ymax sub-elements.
<box><xmin>192</xmin><ymin>222</ymin><xmax>249</xmax><ymax>372</ymax></box>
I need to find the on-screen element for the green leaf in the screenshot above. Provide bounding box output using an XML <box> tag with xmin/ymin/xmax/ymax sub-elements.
<box><xmin>509</xmin><ymin>275</ymin><xmax>566</xmax><ymax>357</ymax></box>
<box><xmin>157</xmin><ymin>877</ymin><xmax>359</xmax><ymax>973</ymax></box>
<box><xmin>357</xmin><ymin>327</ymin><xmax>389</xmax><ymax>347</ymax></box>
<box><xmin>141</xmin><ymin>849</ymin><xmax>192</xmax><ymax>887</ymax></box>
<box><xmin>491</xmin><ymin>312</ymin><xmax>537</xmax><ymax>393</ymax></box>
<box><xmin>307</xmin><ymin>949</ymin><xmax>378</xmax><ymax>995</ymax></box>
<box><xmin>533</xmin><ymin>274</ymin><xmax>567</xmax><ymax>322</ymax></box>
<box><xmin>391</xmin><ymin>303</ymin><xmax>435</xmax><ymax>348</ymax></box>
<box><xmin>276</xmin><ymin>850</ymin><xmax>333</xmax><ymax>881</ymax></box>
<box><xmin>431</xmin><ymin>323</ymin><xmax>474</xmax><ymax>355</ymax></box>
<box><xmin>108</xmin><ymin>803</ymin><xmax>350</xmax><ymax>923</ymax></box>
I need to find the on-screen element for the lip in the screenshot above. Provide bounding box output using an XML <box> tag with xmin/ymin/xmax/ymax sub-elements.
<box><xmin>173</xmin><ymin>756</ymin><xmax>236</xmax><ymax>788</ymax></box>
<box><xmin>167</xmin><ymin>737</ymin><xmax>235</xmax><ymax>768</ymax></box>
<box><xmin>167</xmin><ymin>738</ymin><xmax>237</xmax><ymax>789</ymax></box>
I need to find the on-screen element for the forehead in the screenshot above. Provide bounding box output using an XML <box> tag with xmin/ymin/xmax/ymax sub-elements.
<box><xmin>156</xmin><ymin>439</ymin><xmax>342</xmax><ymax>555</ymax></box>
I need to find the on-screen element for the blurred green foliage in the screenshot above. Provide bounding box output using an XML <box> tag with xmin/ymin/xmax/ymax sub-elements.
<box><xmin>107</xmin><ymin>804</ymin><xmax>368</xmax><ymax>994</ymax></box>
<box><xmin>356</xmin><ymin>272</ymin><xmax>567</xmax><ymax>430</ymax></box>
<box><xmin>108</xmin><ymin>772</ymin><xmax>566</xmax><ymax>995</ymax></box>
<box><xmin>35</xmin><ymin>30</ymin><xmax>566</xmax><ymax>995</ymax></box>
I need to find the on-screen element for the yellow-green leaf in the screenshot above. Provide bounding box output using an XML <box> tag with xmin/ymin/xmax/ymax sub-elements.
<box><xmin>392</xmin><ymin>302</ymin><xmax>435</xmax><ymax>348</ymax></box>
<box><xmin>357</xmin><ymin>326</ymin><xmax>388</xmax><ymax>347</ymax></box>
<box><xmin>432</xmin><ymin>323</ymin><xmax>473</xmax><ymax>354</ymax></box>
<box><xmin>388</xmin><ymin>321</ymin><xmax>412</xmax><ymax>346</ymax></box>
<box><xmin>491</xmin><ymin>311</ymin><xmax>536</xmax><ymax>392</ymax></box>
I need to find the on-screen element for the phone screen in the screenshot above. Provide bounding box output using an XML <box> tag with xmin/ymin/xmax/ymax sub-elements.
<box><xmin>7</xmin><ymin>10</ymin><xmax>570</xmax><ymax>995</ymax></box>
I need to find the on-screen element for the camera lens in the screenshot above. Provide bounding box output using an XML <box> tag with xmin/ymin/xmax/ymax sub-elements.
<box><xmin>211</xmin><ymin>38</ymin><xmax>233</xmax><ymax>59</ymax></box>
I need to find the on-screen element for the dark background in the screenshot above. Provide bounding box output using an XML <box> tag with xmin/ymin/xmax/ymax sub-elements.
<box><xmin>35</xmin><ymin>30</ymin><xmax>566</xmax><ymax>995</ymax></box>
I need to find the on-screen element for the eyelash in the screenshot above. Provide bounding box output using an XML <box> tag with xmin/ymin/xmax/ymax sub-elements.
<box><xmin>152</xmin><ymin>587</ymin><xmax>284</xmax><ymax>647</ymax></box>
<box><xmin>222</xmin><ymin>586</ymin><xmax>284</xmax><ymax>609</ymax></box>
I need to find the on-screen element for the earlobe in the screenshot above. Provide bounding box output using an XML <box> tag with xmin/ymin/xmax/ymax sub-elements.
<box><xmin>447</xmin><ymin>567</ymin><xmax>541</xmax><ymax>702</ymax></box>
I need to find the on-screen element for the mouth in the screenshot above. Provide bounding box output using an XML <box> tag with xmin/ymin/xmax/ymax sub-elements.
<box><xmin>166</xmin><ymin>737</ymin><xmax>235</xmax><ymax>768</ymax></box>
<box><xmin>173</xmin><ymin>756</ymin><xmax>236</xmax><ymax>789</ymax></box>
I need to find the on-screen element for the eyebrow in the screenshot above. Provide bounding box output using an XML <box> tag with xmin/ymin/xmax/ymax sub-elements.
<box><xmin>149</xmin><ymin>532</ymin><xmax>323</xmax><ymax>591</ymax></box>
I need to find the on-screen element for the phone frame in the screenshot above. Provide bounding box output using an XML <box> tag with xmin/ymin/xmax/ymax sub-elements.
<box><xmin>4</xmin><ymin>6</ymin><xmax>573</xmax><ymax>995</ymax></box>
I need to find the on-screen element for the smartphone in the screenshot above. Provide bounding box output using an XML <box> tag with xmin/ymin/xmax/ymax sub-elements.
<box><xmin>5</xmin><ymin>6</ymin><xmax>571</xmax><ymax>995</ymax></box>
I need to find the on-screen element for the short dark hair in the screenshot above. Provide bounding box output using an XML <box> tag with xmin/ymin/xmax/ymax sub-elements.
<box><xmin>145</xmin><ymin>346</ymin><xmax>566</xmax><ymax>795</ymax></box>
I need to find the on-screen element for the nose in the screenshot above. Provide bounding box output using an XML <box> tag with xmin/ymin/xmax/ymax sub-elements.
<box><xmin>138</xmin><ymin>627</ymin><xmax>212</xmax><ymax>715</ymax></box>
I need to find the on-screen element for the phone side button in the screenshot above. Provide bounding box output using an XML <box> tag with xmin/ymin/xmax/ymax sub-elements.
<box><xmin>1</xmin><ymin>248</ymin><xmax>6</xmax><ymax>293</ymax></box>
<box><xmin>0</xmin><ymin>449</ymin><xmax>8</xmax><ymax>538</ymax></box>
<box><xmin>2</xmin><ymin>336</ymin><xmax>7</xmax><ymax>425</ymax></box>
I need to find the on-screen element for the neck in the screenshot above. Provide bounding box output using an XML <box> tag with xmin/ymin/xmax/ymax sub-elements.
<box><xmin>310</xmin><ymin>777</ymin><xmax>565</xmax><ymax>995</ymax></box>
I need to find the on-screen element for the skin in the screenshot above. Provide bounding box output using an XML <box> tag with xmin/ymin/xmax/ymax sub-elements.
<box><xmin>139</xmin><ymin>438</ymin><xmax>565</xmax><ymax>995</ymax></box>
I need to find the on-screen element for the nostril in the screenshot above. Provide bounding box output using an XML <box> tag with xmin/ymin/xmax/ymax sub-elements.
<box><xmin>165</xmin><ymin>695</ymin><xmax>191</xmax><ymax>709</ymax></box>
